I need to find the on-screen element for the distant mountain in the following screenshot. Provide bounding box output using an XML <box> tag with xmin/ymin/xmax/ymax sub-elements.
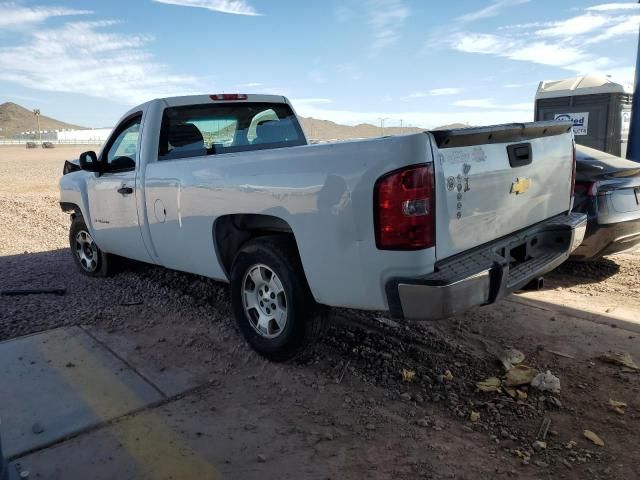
<box><xmin>431</xmin><ymin>122</ymin><xmax>470</xmax><ymax>130</ymax></box>
<box><xmin>0</xmin><ymin>102</ymin><xmax>84</xmax><ymax>138</ymax></box>
<box><xmin>299</xmin><ymin>116</ymin><xmax>424</xmax><ymax>141</ymax></box>
<box><xmin>298</xmin><ymin>117</ymin><xmax>471</xmax><ymax>141</ymax></box>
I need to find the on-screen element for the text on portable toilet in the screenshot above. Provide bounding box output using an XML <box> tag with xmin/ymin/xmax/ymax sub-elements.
<box><xmin>554</xmin><ymin>112</ymin><xmax>589</xmax><ymax>136</ymax></box>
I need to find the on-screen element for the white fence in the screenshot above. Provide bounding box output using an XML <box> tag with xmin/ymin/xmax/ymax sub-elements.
<box><xmin>0</xmin><ymin>139</ymin><xmax>103</xmax><ymax>146</ymax></box>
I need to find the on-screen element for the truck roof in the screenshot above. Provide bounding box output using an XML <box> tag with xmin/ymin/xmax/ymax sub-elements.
<box><xmin>120</xmin><ymin>94</ymin><xmax>292</xmax><ymax>121</ymax></box>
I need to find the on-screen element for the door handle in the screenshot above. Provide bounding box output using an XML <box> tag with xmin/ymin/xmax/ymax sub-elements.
<box><xmin>117</xmin><ymin>186</ymin><xmax>133</xmax><ymax>195</ymax></box>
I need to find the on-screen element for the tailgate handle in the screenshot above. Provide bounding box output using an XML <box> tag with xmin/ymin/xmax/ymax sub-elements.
<box><xmin>507</xmin><ymin>143</ymin><xmax>532</xmax><ymax>168</ymax></box>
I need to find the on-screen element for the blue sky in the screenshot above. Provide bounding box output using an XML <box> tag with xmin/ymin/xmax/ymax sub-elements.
<box><xmin>0</xmin><ymin>0</ymin><xmax>638</xmax><ymax>128</ymax></box>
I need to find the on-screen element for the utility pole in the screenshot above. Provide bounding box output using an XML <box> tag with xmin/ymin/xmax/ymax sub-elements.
<box><xmin>400</xmin><ymin>119</ymin><xmax>404</xmax><ymax>134</ymax></box>
<box><xmin>377</xmin><ymin>117</ymin><xmax>388</xmax><ymax>136</ymax></box>
<box><xmin>33</xmin><ymin>109</ymin><xmax>41</xmax><ymax>143</ymax></box>
<box><xmin>626</xmin><ymin>0</ymin><xmax>640</xmax><ymax>162</ymax></box>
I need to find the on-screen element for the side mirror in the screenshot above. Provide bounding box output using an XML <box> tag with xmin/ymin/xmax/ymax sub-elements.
<box><xmin>78</xmin><ymin>151</ymin><xmax>102</xmax><ymax>172</ymax></box>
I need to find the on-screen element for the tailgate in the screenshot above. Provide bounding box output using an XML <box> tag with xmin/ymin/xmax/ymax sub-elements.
<box><xmin>430</xmin><ymin>121</ymin><xmax>574</xmax><ymax>260</ymax></box>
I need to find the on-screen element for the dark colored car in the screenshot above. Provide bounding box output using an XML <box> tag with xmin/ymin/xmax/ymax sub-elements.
<box><xmin>571</xmin><ymin>145</ymin><xmax>640</xmax><ymax>260</ymax></box>
<box><xmin>41</xmin><ymin>141</ymin><xmax>54</xmax><ymax>148</ymax></box>
<box><xmin>25</xmin><ymin>142</ymin><xmax>36</xmax><ymax>149</ymax></box>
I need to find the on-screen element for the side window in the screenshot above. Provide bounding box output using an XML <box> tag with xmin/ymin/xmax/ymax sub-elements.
<box><xmin>103</xmin><ymin>115</ymin><xmax>141</xmax><ymax>172</ymax></box>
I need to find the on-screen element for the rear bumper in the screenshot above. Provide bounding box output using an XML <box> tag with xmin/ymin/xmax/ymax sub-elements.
<box><xmin>570</xmin><ymin>217</ymin><xmax>640</xmax><ymax>260</ymax></box>
<box><xmin>386</xmin><ymin>212</ymin><xmax>587</xmax><ymax>320</ymax></box>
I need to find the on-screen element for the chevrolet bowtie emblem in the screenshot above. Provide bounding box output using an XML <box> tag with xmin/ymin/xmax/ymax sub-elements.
<box><xmin>510</xmin><ymin>178</ymin><xmax>530</xmax><ymax>195</ymax></box>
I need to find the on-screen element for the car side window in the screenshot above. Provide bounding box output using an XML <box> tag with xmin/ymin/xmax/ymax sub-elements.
<box><xmin>102</xmin><ymin>115</ymin><xmax>141</xmax><ymax>172</ymax></box>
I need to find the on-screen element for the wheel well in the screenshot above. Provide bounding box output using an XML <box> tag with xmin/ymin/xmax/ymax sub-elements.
<box><xmin>214</xmin><ymin>214</ymin><xmax>296</xmax><ymax>278</ymax></box>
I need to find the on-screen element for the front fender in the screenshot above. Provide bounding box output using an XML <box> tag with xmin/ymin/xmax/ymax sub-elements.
<box><xmin>59</xmin><ymin>171</ymin><xmax>93</xmax><ymax>231</ymax></box>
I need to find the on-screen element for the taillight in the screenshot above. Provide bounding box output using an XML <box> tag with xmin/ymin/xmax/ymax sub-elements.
<box><xmin>210</xmin><ymin>94</ymin><xmax>248</xmax><ymax>101</ymax></box>
<box><xmin>374</xmin><ymin>164</ymin><xmax>435</xmax><ymax>250</ymax></box>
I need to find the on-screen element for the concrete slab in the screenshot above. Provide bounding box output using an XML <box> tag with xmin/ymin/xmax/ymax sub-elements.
<box><xmin>87</xmin><ymin>326</ymin><xmax>215</xmax><ymax>397</ymax></box>
<box><xmin>10</xmin><ymin>384</ymin><xmax>321</xmax><ymax>480</ymax></box>
<box><xmin>0</xmin><ymin>327</ymin><xmax>164</xmax><ymax>458</ymax></box>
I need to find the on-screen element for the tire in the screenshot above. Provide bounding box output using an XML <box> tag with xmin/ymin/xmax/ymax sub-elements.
<box><xmin>230</xmin><ymin>235</ymin><xmax>328</xmax><ymax>361</ymax></box>
<box><xmin>69</xmin><ymin>216</ymin><xmax>110</xmax><ymax>277</ymax></box>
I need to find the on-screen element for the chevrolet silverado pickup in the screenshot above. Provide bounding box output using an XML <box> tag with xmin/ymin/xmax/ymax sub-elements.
<box><xmin>60</xmin><ymin>94</ymin><xmax>586</xmax><ymax>360</ymax></box>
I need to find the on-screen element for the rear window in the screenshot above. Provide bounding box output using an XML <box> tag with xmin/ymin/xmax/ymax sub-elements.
<box><xmin>158</xmin><ymin>102</ymin><xmax>305</xmax><ymax>161</ymax></box>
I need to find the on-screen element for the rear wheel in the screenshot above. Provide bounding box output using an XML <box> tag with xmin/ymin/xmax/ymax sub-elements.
<box><xmin>230</xmin><ymin>236</ymin><xmax>328</xmax><ymax>361</ymax></box>
<box><xmin>69</xmin><ymin>216</ymin><xmax>110</xmax><ymax>277</ymax></box>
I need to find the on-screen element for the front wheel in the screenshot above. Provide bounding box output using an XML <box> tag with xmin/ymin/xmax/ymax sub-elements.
<box><xmin>69</xmin><ymin>216</ymin><xmax>110</xmax><ymax>277</ymax></box>
<box><xmin>230</xmin><ymin>236</ymin><xmax>328</xmax><ymax>361</ymax></box>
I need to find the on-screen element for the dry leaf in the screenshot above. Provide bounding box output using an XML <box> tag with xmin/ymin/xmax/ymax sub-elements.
<box><xmin>583</xmin><ymin>430</ymin><xmax>605</xmax><ymax>447</ymax></box>
<box><xmin>504</xmin><ymin>386</ymin><xmax>517</xmax><ymax>398</ymax></box>
<box><xmin>504</xmin><ymin>365</ymin><xmax>539</xmax><ymax>386</ymax></box>
<box><xmin>517</xmin><ymin>390</ymin><xmax>528</xmax><ymax>401</ymax></box>
<box><xmin>476</xmin><ymin>377</ymin><xmax>502</xmax><ymax>392</ymax></box>
<box><xmin>609</xmin><ymin>399</ymin><xmax>627</xmax><ymax>415</ymax></box>
<box><xmin>597</xmin><ymin>352</ymin><xmax>640</xmax><ymax>371</ymax></box>
<box><xmin>402</xmin><ymin>369</ymin><xmax>416</xmax><ymax>382</ymax></box>
<box><xmin>443</xmin><ymin>370</ymin><xmax>454</xmax><ymax>382</ymax></box>
<box><xmin>470</xmin><ymin>411</ymin><xmax>480</xmax><ymax>422</ymax></box>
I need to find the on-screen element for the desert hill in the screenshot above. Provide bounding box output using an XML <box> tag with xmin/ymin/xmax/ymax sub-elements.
<box><xmin>0</xmin><ymin>102</ymin><xmax>84</xmax><ymax>138</ymax></box>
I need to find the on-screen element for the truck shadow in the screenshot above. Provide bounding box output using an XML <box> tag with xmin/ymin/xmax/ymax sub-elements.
<box><xmin>546</xmin><ymin>256</ymin><xmax>621</xmax><ymax>286</ymax></box>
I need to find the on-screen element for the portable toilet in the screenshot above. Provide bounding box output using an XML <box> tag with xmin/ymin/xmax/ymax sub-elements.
<box><xmin>535</xmin><ymin>74</ymin><xmax>632</xmax><ymax>157</ymax></box>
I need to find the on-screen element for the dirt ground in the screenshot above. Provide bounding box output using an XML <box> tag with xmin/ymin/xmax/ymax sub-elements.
<box><xmin>1</xmin><ymin>145</ymin><xmax>640</xmax><ymax>479</ymax></box>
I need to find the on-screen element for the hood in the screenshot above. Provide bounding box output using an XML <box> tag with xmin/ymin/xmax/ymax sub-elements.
<box><xmin>575</xmin><ymin>145</ymin><xmax>640</xmax><ymax>182</ymax></box>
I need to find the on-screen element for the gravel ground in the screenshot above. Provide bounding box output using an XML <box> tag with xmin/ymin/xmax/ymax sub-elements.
<box><xmin>2</xmin><ymin>145</ymin><xmax>640</xmax><ymax>479</ymax></box>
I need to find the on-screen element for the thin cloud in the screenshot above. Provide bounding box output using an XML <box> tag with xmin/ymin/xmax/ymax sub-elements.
<box><xmin>0</xmin><ymin>2</ymin><xmax>91</xmax><ymax>27</ymax></box>
<box><xmin>368</xmin><ymin>0</ymin><xmax>410</xmax><ymax>55</ymax></box>
<box><xmin>400</xmin><ymin>88</ymin><xmax>462</xmax><ymax>100</ymax></box>
<box><xmin>291</xmin><ymin>98</ymin><xmax>334</xmax><ymax>105</ymax></box>
<box><xmin>534</xmin><ymin>13</ymin><xmax>611</xmax><ymax>37</ymax></box>
<box><xmin>444</xmin><ymin>3</ymin><xmax>637</xmax><ymax>75</ymax></box>
<box><xmin>152</xmin><ymin>0</ymin><xmax>260</xmax><ymax>16</ymax></box>
<box><xmin>453</xmin><ymin>98</ymin><xmax>531</xmax><ymax>110</ymax></box>
<box><xmin>587</xmin><ymin>2</ymin><xmax>640</xmax><ymax>11</ymax></box>
<box><xmin>457</xmin><ymin>0</ymin><xmax>529</xmax><ymax>23</ymax></box>
<box><xmin>0</xmin><ymin>12</ymin><xmax>199</xmax><ymax>105</ymax></box>
<box><xmin>237</xmin><ymin>82</ymin><xmax>263</xmax><ymax>88</ymax></box>
<box><xmin>586</xmin><ymin>15</ymin><xmax>640</xmax><ymax>43</ymax></box>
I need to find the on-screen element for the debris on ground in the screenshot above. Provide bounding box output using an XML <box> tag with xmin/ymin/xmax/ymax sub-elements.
<box><xmin>597</xmin><ymin>352</ymin><xmax>640</xmax><ymax>371</ymax></box>
<box><xmin>531</xmin><ymin>370</ymin><xmax>561</xmax><ymax>394</ymax></box>
<box><xmin>583</xmin><ymin>430</ymin><xmax>605</xmax><ymax>447</ymax></box>
<box><xmin>532</xmin><ymin>440</ymin><xmax>547</xmax><ymax>451</ymax></box>
<box><xmin>504</xmin><ymin>365</ymin><xmax>539</xmax><ymax>386</ymax></box>
<box><xmin>470</xmin><ymin>411</ymin><xmax>480</xmax><ymax>423</ymax></box>
<box><xmin>498</xmin><ymin>347</ymin><xmax>525</xmax><ymax>371</ymax></box>
<box><xmin>476</xmin><ymin>377</ymin><xmax>501</xmax><ymax>392</ymax></box>
<box><xmin>546</xmin><ymin>349</ymin><xmax>575</xmax><ymax>359</ymax></box>
<box><xmin>401</xmin><ymin>368</ymin><xmax>416</xmax><ymax>382</ymax></box>
<box><xmin>336</xmin><ymin>360</ymin><xmax>350</xmax><ymax>384</ymax></box>
<box><xmin>442</xmin><ymin>369</ymin><xmax>454</xmax><ymax>382</ymax></box>
<box><xmin>537</xmin><ymin>417</ymin><xmax>551</xmax><ymax>441</ymax></box>
<box><xmin>609</xmin><ymin>399</ymin><xmax>627</xmax><ymax>415</ymax></box>
<box><xmin>374</xmin><ymin>317</ymin><xmax>400</xmax><ymax>329</ymax></box>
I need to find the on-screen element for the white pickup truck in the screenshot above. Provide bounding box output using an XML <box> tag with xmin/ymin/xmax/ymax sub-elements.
<box><xmin>60</xmin><ymin>94</ymin><xmax>586</xmax><ymax>360</ymax></box>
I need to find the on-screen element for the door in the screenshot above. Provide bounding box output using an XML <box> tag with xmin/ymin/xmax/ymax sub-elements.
<box><xmin>87</xmin><ymin>113</ymin><xmax>152</xmax><ymax>262</ymax></box>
